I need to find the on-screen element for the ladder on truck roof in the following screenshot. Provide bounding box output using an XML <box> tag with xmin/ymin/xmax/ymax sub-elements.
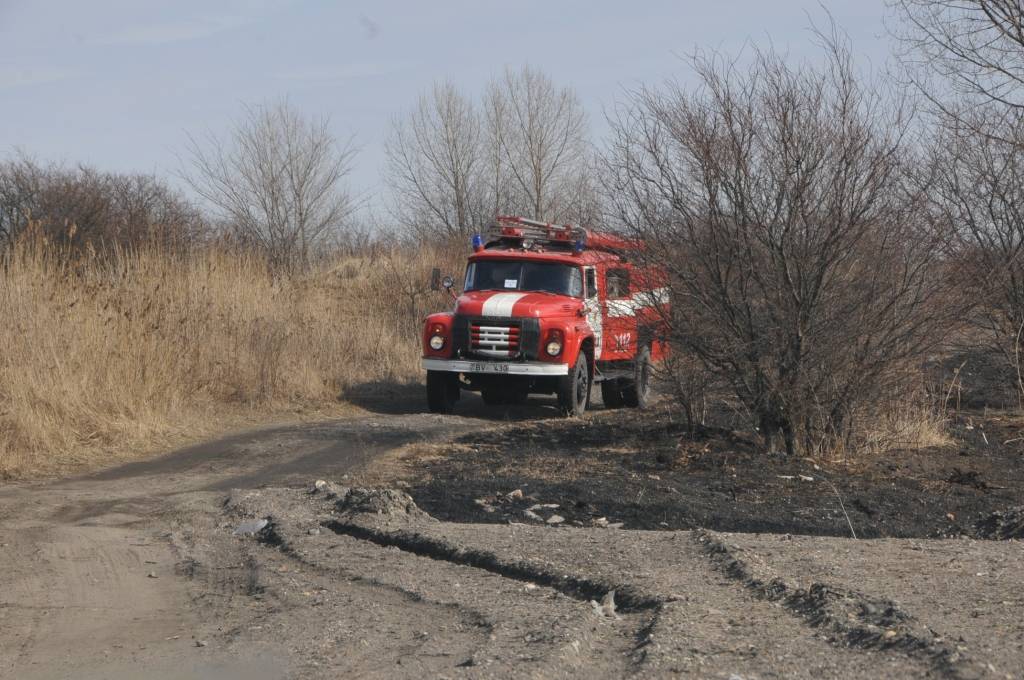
<box><xmin>484</xmin><ymin>216</ymin><xmax>586</xmax><ymax>250</ymax></box>
<box><xmin>482</xmin><ymin>215</ymin><xmax>643</xmax><ymax>254</ymax></box>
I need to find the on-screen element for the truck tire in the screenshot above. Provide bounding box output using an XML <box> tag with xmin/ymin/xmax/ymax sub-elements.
<box><xmin>622</xmin><ymin>346</ymin><xmax>652</xmax><ymax>408</ymax></box>
<box><xmin>600</xmin><ymin>379</ymin><xmax>625</xmax><ymax>408</ymax></box>
<box><xmin>426</xmin><ymin>370</ymin><xmax>459</xmax><ymax>413</ymax></box>
<box><xmin>557</xmin><ymin>352</ymin><xmax>591</xmax><ymax>417</ymax></box>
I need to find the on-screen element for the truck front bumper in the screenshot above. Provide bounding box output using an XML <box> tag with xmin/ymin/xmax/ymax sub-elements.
<box><xmin>422</xmin><ymin>358</ymin><xmax>569</xmax><ymax>376</ymax></box>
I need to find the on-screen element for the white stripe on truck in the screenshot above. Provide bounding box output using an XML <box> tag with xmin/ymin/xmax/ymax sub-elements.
<box><xmin>481</xmin><ymin>292</ymin><xmax>526</xmax><ymax>317</ymax></box>
<box><xmin>605</xmin><ymin>287</ymin><xmax>670</xmax><ymax>317</ymax></box>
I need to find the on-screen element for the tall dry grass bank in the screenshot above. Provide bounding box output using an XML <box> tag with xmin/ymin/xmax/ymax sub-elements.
<box><xmin>0</xmin><ymin>238</ymin><xmax>455</xmax><ymax>477</ymax></box>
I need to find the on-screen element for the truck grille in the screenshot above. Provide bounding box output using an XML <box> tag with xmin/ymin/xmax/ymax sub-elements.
<box><xmin>471</xmin><ymin>321</ymin><xmax>520</xmax><ymax>357</ymax></box>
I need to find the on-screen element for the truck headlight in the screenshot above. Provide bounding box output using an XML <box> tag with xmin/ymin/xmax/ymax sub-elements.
<box><xmin>545</xmin><ymin>340</ymin><xmax>562</xmax><ymax>356</ymax></box>
<box><xmin>429</xmin><ymin>334</ymin><xmax>445</xmax><ymax>350</ymax></box>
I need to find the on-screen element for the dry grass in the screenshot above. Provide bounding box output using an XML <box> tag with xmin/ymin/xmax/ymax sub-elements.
<box><xmin>825</xmin><ymin>385</ymin><xmax>957</xmax><ymax>466</ymax></box>
<box><xmin>0</xmin><ymin>237</ymin><xmax>459</xmax><ymax>478</ymax></box>
<box><xmin>662</xmin><ymin>366</ymin><xmax>956</xmax><ymax>461</ymax></box>
<box><xmin>854</xmin><ymin>400</ymin><xmax>955</xmax><ymax>456</ymax></box>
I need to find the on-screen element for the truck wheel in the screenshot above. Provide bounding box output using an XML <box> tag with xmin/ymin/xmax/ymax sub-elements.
<box><xmin>600</xmin><ymin>380</ymin><xmax>625</xmax><ymax>408</ymax></box>
<box><xmin>557</xmin><ymin>352</ymin><xmax>591</xmax><ymax>417</ymax></box>
<box><xmin>622</xmin><ymin>346</ymin><xmax>652</xmax><ymax>408</ymax></box>
<box><xmin>426</xmin><ymin>370</ymin><xmax>459</xmax><ymax>413</ymax></box>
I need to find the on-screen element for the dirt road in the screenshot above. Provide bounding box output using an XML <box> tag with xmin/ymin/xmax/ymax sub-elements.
<box><xmin>0</xmin><ymin>409</ymin><xmax>472</xmax><ymax>680</ymax></box>
<box><xmin>0</xmin><ymin>401</ymin><xmax>1021</xmax><ymax>679</ymax></box>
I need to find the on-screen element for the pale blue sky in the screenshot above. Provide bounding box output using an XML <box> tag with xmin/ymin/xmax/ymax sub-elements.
<box><xmin>0</xmin><ymin>1</ymin><xmax>892</xmax><ymax>209</ymax></box>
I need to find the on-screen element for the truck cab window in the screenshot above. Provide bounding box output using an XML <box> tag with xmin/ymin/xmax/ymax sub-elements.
<box><xmin>465</xmin><ymin>260</ymin><xmax>585</xmax><ymax>297</ymax></box>
<box><xmin>585</xmin><ymin>268</ymin><xmax>597</xmax><ymax>299</ymax></box>
<box><xmin>606</xmin><ymin>268</ymin><xmax>630</xmax><ymax>298</ymax></box>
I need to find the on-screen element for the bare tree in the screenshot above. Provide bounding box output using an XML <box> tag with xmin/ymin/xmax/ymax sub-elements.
<box><xmin>926</xmin><ymin>110</ymin><xmax>1024</xmax><ymax>401</ymax></box>
<box><xmin>384</xmin><ymin>69</ymin><xmax>596</xmax><ymax>239</ymax></box>
<box><xmin>606</xmin><ymin>41</ymin><xmax>952</xmax><ymax>456</ymax></box>
<box><xmin>485</xmin><ymin>66</ymin><xmax>592</xmax><ymax>222</ymax></box>
<box><xmin>183</xmin><ymin>100</ymin><xmax>356</xmax><ymax>269</ymax></box>
<box><xmin>385</xmin><ymin>81</ymin><xmax>487</xmax><ymax>241</ymax></box>
<box><xmin>891</xmin><ymin>0</ymin><xmax>1024</xmax><ymax>114</ymax></box>
<box><xmin>891</xmin><ymin>1</ymin><xmax>1024</xmax><ymax>403</ymax></box>
<box><xmin>481</xmin><ymin>84</ymin><xmax>518</xmax><ymax>220</ymax></box>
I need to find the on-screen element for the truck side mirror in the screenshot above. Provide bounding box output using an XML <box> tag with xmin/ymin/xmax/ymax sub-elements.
<box><xmin>430</xmin><ymin>268</ymin><xmax>442</xmax><ymax>291</ymax></box>
<box><xmin>442</xmin><ymin>275</ymin><xmax>454</xmax><ymax>290</ymax></box>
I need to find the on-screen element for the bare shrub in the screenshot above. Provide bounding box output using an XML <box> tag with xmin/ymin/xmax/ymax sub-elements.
<box><xmin>0</xmin><ymin>153</ymin><xmax>205</xmax><ymax>250</ymax></box>
<box><xmin>183</xmin><ymin>100</ymin><xmax>357</xmax><ymax>270</ymax></box>
<box><xmin>661</xmin><ymin>352</ymin><xmax>713</xmax><ymax>435</ymax></box>
<box><xmin>606</xmin><ymin>39</ymin><xmax>954</xmax><ymax>456</ymax></box>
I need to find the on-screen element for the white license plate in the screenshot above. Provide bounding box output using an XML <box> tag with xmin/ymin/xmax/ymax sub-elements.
<box><xmin>469</xmin><ymin>362</ymin><xmax>509</xmax><ymax>373</ymax></box>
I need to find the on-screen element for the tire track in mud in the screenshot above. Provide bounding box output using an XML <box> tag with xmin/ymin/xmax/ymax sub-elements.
<box><xmin>256</xmin><ymin>520</ymin><xmax>496</xmax><ymax>633</ymax></box>
<box><xmin>319</xmin><ymin>519</ymin><xmax>927</xmax><ymax>678</ymax></box>
<box><xmin>318</xmin><ymin>511</ymin><xmax>962</xmax><ymax>678</ymax></box>
<box><xmin>693</xmin><ymin>529</ymin><xmax>979</xmax><ymax>680</ymax></box>
<box><xmin>317</xmin><ymin>520</ymin><xmax>682</xmax><ymax>678</ymax></box>
<box><xmin>244</xmin><ymin>512</ymin><xmax>646</xmax><ymax>677</ymax></box>
<box><xmin>172</xmin><ymin>520</ymin><xmax>494</xmax><ymax>677</ymax></box>
<box><xmin>322</xmin><ymin>519</ymin><xmax>663</xmax><ymax>613</ymax></box>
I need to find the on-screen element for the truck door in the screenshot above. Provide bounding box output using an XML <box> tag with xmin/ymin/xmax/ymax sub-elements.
<box><xmin>583</xmin><ymin>266</ymin><xmax>602</xmax><ymax>359</ymax></box>
<box><xmin>603</xmin><ymin>265</ymin><xmax>635</xmax><ymax>360</ymax></box>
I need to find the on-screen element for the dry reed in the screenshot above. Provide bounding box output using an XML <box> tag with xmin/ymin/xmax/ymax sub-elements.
<box><xmin>0</xmin><ymin>236</ymin><xmax>458</xmax><ymax>477</ymax></box>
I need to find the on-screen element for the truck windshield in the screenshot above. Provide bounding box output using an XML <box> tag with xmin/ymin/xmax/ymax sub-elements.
<box><xmin>464</xmin><ymin>260</ymin><xmax>583</xmax><ymax>297</ymax></box>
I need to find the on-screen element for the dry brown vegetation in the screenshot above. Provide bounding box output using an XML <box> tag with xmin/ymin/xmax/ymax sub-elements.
<box><xmin>0</xmin><ymin>234</ymin><xmax>458</xmax><ymax>478</ymax></box>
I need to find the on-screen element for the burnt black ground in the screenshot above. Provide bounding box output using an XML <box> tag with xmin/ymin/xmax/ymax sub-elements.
<box><xmin>399</xmin><ymin>402</ymin><xmax>1024</xmax><ymax>539</ymax></box>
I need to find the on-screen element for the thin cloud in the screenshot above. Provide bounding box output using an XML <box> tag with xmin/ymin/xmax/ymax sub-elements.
<box><xmin>270</xmin><ymin>61</ymin><xmax>413</xmax><ymax>83</ymax></box>
<box><xmin>0</xmin><ymin>66</ymin><xmax>76</xmax><ymax>89</ymax></box>
<box><xmin>91</xmin><ymin>14</ymin><xmax>253</xmax><ymax>47</ymax></box>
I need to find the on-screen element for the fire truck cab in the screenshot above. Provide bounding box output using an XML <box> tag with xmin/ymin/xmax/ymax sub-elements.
<box><xmin>422</xmin><ymin>216</ymin><xmax>668</xmax><ymax>416</ymax></box>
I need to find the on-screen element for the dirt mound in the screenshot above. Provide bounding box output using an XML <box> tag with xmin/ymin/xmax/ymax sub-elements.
<box><xmin>332</xmin><ymin>486</ymin><xmax>428</xmax><ymax>518</ymax></box>
<box><xmin>974</xmin><ymin>506</ymin><xmax>1024</xmax><ymax>540</ymax></box>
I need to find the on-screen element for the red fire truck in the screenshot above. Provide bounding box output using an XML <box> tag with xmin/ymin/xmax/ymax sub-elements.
<box><xmin>422</xmin><ymin>216</ymin><xmax>669</xmax><ymax>416</ymax></box>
